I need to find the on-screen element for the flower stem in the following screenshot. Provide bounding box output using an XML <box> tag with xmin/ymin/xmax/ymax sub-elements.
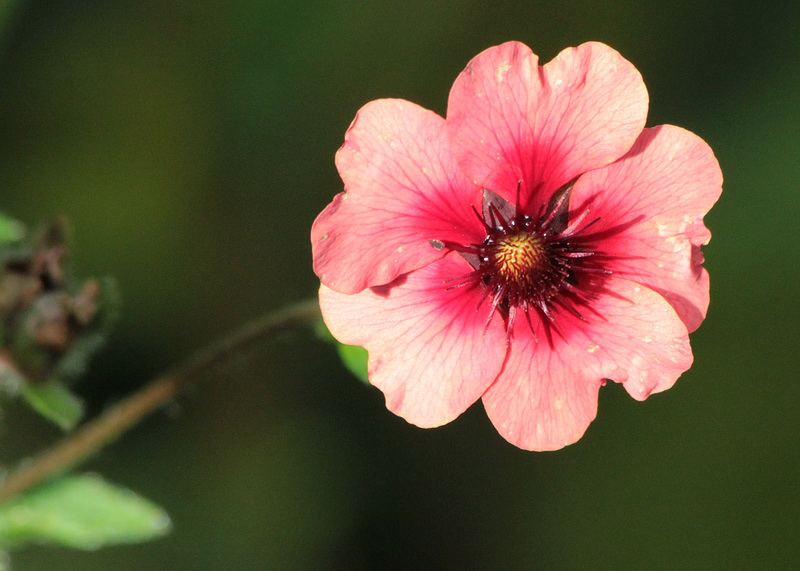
<box><xmin>0</xmin><ymin>299</ymin><xmax>322</xmax><ymax>503</ymax></box>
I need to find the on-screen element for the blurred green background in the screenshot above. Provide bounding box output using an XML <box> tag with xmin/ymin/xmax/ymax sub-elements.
<box><xmin>0</xmin><ymin>0</ymin><xmax>798</xmax><ymax>569</ymax></box>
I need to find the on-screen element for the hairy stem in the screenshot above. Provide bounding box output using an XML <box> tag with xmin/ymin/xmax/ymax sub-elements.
<box><xmin>0</xmin><ymin>299</ymin><xmax>322</xmax><ymax>503</ymax></box>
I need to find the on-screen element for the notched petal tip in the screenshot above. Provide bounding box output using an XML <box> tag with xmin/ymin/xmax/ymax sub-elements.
<box><xmin>448</xmin><ymin>40</ymin><xmax>649</xmax><ymax>212</ymax></box>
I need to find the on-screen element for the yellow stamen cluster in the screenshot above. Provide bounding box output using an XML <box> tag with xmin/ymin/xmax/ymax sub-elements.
<box><xmin>494</xmin><ymin>233</ymin><xmax>545</xmax><ymax>282</ymax></box>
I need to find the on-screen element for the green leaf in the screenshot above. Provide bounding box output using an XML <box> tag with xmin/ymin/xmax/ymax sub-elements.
<box><xmin>0</xmin><ymin>474</ymin><xmax>171</xmax><ymax>550</ymax></box>
<box><xmin>314</xmin><ymin>320</ymin><xmax>369</xmax><ymax>384</ymax></box>
<box><xmin>336</xmin><ymin>343</ymin><xmax>369</xmax><ymax>384</ymax></box>
<box><xmin>19</xmin><ymin>382</ymin><xmax>84</xmax><ymax>430</ymax></box>
<box><xmin>0</xmin><ymin>214</ymin><xmax>25</xmax><ymax>245</ymax></box>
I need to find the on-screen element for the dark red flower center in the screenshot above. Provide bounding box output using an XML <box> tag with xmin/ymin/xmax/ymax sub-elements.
<box><xmin>433</xmin><ymin>181</ymin><xmax>611</xmax><ymax>338</ymax></box>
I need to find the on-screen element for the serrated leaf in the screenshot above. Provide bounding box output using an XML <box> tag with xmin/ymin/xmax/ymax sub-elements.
<box><xmin>314</xmin><ymin>320</ymin><xmax>369</xmax><ymax>384</ymax></box>
<box><xmin>19</xmin><ymin>382</ymin><xmax>84</xmax><ymax>430</ymax></box>
<box><xmin>0</xmin><ymin>474</ymin><xmax>171</xmax><ymax>550</ymax></box>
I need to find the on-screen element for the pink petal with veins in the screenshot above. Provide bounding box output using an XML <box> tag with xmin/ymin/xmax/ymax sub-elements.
<box><xmin>312</xmin><ymin>99</ymin><xmax>482</xmax><ymax>294</ymax></box>
<box><xmin>572</xmin><ymin>125</ymin><xmax>723</xmax><ymax>331</ymax></box>
<box><xmin>447</xmin><ymin>41</ymin><xmax>648</xmax><ymax>210</ymax></box>
<box><xmin>482</xmin><ymin>278</ymin><xmax>692</xmax><ymax>450</ymax></box>
<box><xmin>320</xmin><ymin>254</ymin><xmax>508</xmax><ymax>428</ymax></box>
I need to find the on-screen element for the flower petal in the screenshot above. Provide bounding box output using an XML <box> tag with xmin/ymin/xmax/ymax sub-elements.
<box><xmin>320</xmin><ymin>254</ymin><xmax>508</xmax><ymax>428</ymax></box>
<box><xmin>312</xmin><ymin>99</ymin><xmax>482</xmax><ymax>294</ymax></box>
<box><xmin>572</xmin><ymin>125</ymin><xmax>723</xmax><ymax>331</ymax></box>
<box><xmin>482</xmin><ymin>278</ymin><xmax>692</xmax><ymax>451</ymax></box>
<box><xmin>447</xmin><ymin>41</ymin><xmax>648</xmax><ymax>209</ymax></box>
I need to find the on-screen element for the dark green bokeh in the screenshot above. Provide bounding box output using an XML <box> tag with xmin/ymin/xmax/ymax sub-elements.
<box><xmin>0</xmin><ymin>1</ymin><xmax>798</xmax><ymax>568</ymax></box>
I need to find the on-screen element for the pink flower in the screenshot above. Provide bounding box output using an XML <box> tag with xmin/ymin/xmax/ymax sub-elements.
<box><xmin>311</xmin><ymin>41</ymin><xmax>722</xmax><ymax>450</ymax></box>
